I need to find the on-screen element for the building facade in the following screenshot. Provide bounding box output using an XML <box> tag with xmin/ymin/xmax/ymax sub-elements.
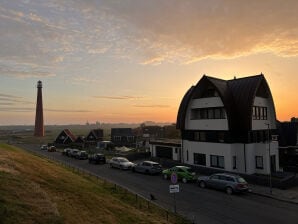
<box><xmin>176</xmin><ymin>74</ymin><xmax>280</xmax><ymax>175</ymax></box>
<box><xmin>111</xmin><ymin>128</ymin><xmax>136</xmax><ymax>147</ymax></box>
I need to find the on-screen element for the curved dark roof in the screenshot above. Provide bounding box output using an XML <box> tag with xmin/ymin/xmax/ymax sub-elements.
<box><xmin>176</xmin><ymin>74</ymin><xmax>276</xmax><ymax>132</ymax></box>
<box><xmin>176</xmin><ymin>86</ymin><xmax>195</xmax><ymax>129</ymax></box>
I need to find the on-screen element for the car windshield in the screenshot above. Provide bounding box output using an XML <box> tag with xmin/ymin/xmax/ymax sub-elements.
<box><xmin>152</xmin><ymin>164</ymin><xmax>161</xmax><ymax>168</ymax></box>
<box><xmin>237</xmin><ymin>177</ymin><xmax>247</xmax><ymax>183</ymax></box>
<box><xmin>119</xmin><ymin>158</ymin><xmax>128</xmax><ymax>162</ymax></box>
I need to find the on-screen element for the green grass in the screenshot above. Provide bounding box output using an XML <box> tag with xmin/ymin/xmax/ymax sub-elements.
<box><xmin>0</xmin><ymin>143</ymin><xmax>189</xmax><ymax>224</ymax></box>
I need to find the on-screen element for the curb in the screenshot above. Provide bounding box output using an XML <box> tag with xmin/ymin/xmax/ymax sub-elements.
<box><xmin>249</xmin><ymin>190</ymin><xmax>298</xmax><ymax>205</ymax></box>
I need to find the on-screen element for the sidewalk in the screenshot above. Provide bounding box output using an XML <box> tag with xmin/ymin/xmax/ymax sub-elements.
<box><xmin>250</xmin><ymin>184</ymin><xmax>298</xmax><ymax>204</ymax></box>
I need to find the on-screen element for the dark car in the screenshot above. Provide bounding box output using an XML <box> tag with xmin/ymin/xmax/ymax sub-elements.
<box><xmin>75</xmin><ymin>151</ymin><xmax>88</xmax><ymax>160</ymax></box>
<box><xmin>132</xmin><ymin>161</ymin><xmax>162</xmax><ymax>174</ymax></box>
<box><xmin>88</xmin><ymin>153</ymin><xmax>106</xmax><ymax>164</ymax></box>
<box><xmin>197</xmin><ymin>173</ymin><xmax>249</xmax><ymax>195</ymax></box>
<box><xmin>47</xmin><ymin>146</ymin><xmax>56</xmax><ymax>152</ymax></box>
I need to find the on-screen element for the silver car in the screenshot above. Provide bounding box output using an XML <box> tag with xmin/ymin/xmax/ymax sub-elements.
<box><xmin>197</xmin><ymin>173</ymin><xmax>249</xmax><ymax>194</ymax></box>
<box><xmin>132</xmin><ymin>161</ymin><xmax>162</xmax><ymax>174</ymax></box>
<box><xmin>109</xmin><ymin>157</ymin><xmax>135</xmax><ymax>170</ymax></box>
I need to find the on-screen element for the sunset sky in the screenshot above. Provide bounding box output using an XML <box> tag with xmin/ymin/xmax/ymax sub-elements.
<box><xmin>0</xmin><ymin>0</ymin><xmax>298</xmax><ymax>125</ymax></box>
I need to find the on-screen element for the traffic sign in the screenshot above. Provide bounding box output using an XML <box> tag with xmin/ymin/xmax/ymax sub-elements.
<box><xmin>171</xmin><ymin>172</ymin><xmax>178</xmax><ymax>184</ymax></box>
<box><xmin>169</xmin><ymin>184</ymin><xmax>180</xmax><ymax>193</ymax></box>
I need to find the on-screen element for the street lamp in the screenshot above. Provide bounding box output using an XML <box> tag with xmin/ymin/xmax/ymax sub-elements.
<box><xmin>265</xmin><ymin>123</ymin><xmax>272</xmax><ymax>194</ymax></box>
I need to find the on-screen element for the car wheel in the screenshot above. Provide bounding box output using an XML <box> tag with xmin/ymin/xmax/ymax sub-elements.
<box><xmin>163</xmin><ymin>174</ymin><xmax>168</xmax><ymax>180</ymax></box>
<box><xmin>110</xmin><ymin>163</ymin><xmax>113</xmax><ymax>168</ymax></box>
<box><xmin>182</xmin><ymin>178</ymin><xmax>187</xmax><ymax>183</ymax></box>
<box><xmin>120</xmin><ymin>165</ymin><xmax>123</xmax><ymax>170</ymax></box>
<box><xmin>199</xmin><ymin>181</ymin><xmax>206</xmax><ymax>188</ymax></box>
<box><xmin>226</xmin><ymin>187</ymin><xmax>233</xmax><ymax>195</ymax></box>
<box><xmin>132</xmin><ymin>167</ymin><xmax>135</xmax><ymax>172</ymax></box>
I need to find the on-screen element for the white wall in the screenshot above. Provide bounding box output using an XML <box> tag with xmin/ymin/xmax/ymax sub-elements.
<box><xmin>183</xmin><ymin>140</ymin><xmax>232</xmax><ymax>170</ymax></box>
<box><xmin>252</xmin><ymin>97</ymin><xmax>276</xmax><ymax>130</ymax></box>
<box><xmin>182</xmin><ymin>140</ymin><xmax>280</xmax><ymax>175</ymax></box>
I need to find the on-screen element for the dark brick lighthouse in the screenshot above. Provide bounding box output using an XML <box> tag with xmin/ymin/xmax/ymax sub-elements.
<box><xmin>34</xmin><ymin>80</ymin><xmax>44</xmax><ymax>137</ymax></box>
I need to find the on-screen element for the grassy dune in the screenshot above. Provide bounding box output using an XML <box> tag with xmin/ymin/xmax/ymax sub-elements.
<box><xmin>0</xmin><ymin>144</ymin><xmax>188</xmax><ymax>224</ymax></box>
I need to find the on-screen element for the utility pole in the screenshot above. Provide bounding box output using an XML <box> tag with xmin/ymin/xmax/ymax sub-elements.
<box><xmin>265</xmin><ymin>123</ymin><xmax>272</xmax><ymax>194</ymax></box>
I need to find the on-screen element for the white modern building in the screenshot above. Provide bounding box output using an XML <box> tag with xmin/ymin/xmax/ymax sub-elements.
<box><xmin>176</xmin><ymin>74</ymin><xmax>280</xmax><ymax>175</ymax></box>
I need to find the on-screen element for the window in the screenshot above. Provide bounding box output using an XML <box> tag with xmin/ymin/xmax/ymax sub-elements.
<box><xmin>253</xmin><ymin>106</ymin><xmax>268</xmax><ymax>120</ymax></box>
<box><xmin>191</xmin><ymin>107</ymin><xmax>226</xmax><ymax>120</ymax></box>
<box><xmin>208</xmin><ymin>108</ymin><xmax>214</xmax><ymax>119</ymax></box>
<box><xmin>194</xmin><ymin>132</ymin><xmax>206</xmax><ymax>142</ymax></box>
<box><xmin>233</xmin><ymin>156</ymin><xmax>236</xmax><ymax>169</ymax></box>
<box><xmin>218</xmin><ymin>132</ymin><xmax>225</xmax><ymax>143</ymax></box>
<box><xmin>186</xmin><ymin>150</ymin><xmax>189</xmax><ymax>161</ymax></box>
<box><xmin>256</xmin><ymin>156</ymin><xmax>263</xmax><ymax>169</ymax></box>
<box><xmin>175</xmin><ymin>148</ymin><xmax>178</xmax><ymax>154</ymax></box>
<box><xmin>214</xmin><ymin>108</ymin><xmax>221</xmax><ymax>119</ymax></box>
<box><xmin>194</xmin><ymin>153</ymin><xmax>206</xmax><ymax>166</ymax></box>
<box><xmin>210</xmin><ymin>155</ymin><xmax>225</xmax><ymax>168</ymax></box>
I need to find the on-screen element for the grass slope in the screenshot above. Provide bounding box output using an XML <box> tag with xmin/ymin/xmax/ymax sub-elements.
<box><xmin>0</xmin><ymin>144</ymin><xmax>188</xmax><ymax>224</ymax></box>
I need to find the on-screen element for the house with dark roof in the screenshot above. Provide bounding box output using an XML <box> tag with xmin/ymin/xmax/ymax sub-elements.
<box><xmin>85</xmin><ymin>129</ymin><xmax>104</xmax><ymax>145</ymax></box>
<box><xmin>111</xmin><ymin>128</ymin><xmax>136</xmax><ymax>147</ymax></box>
<box><xmin>54</xmin><ymin>129</ymin><xmax>77</xmax><ymax>145</ymax></box>
<box><xmin>176</xmin><ymin>74</ymin><xmax>280</xmax><ymax>175</ymax></box>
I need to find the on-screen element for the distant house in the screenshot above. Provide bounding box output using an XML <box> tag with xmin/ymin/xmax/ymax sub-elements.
<box><xmin>55</xmin><ymin>129</ymin><xmax>77</xmax><ymax>145</ymax></box>
<box><xmin>278</xmin><ymin>120</ymin><xmax>298</xmax><ymax>169</ymax></box>
<box><xmin>85</xmin><ymin>129</ymin><xmax>104</xmax><ymax>145</ymax></box>
<box><xmin>176</xmin><ymin>74</ymin><xmax>280</xmax><ymax>175</ymax></box>
<box><xmin>111</xmin><ymin>128</ymin><xmax>136</xmax><ymax>147</ymax></box>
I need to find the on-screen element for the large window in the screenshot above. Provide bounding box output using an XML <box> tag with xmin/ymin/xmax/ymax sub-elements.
<box><xmin>210</xmin><ymin>155</ymin><xmax>225</xmax><ymax>168</ymax></box>
<box><xmin>252</xmin><ymin>106</ymin><xmax>267</xmax><ymax>120</ymax></box>
<box><xmin>191</xmin><ymin>107</ymin><xmax>226</xmax><ymax>120</ymax></box>
<box><xmin>255</xmin><ymin>156</ymin><xmax>263</xmax><ymax>169</ymax></box>
<box><xmin>194</xmin><ymin>153</ymin><xmax>206</xmax><ymax>166</ymax></box>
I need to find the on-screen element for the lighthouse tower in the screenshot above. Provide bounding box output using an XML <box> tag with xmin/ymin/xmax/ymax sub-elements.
<box><xmin>34</xmin><ymin>80</ymin><xmax>44</xmax><ymax>137</ymax></box>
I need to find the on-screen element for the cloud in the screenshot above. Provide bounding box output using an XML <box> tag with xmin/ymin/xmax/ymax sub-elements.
<box><xmin>133</xmin><ymin>104</ymin><xmax>171</xmax><ymax>108</ymax></box>
<box><xmin>99</xmin><ymin>0</ymin><xmax>298</xmax><ymax>64</ymax></box>
<box><xmin>0</xmin><ymin>107</ymin><xmax>34</xmax><ymax>112</ymax></box>
<box><xmin>0</xmin><ymin>93</ymin><xmax>34</xmax><ymax>105</ymax></box>
<box><xmin>1</xmin><ymin>0</ymin><xmax>298</xmax><ymax>79</ymax></box>
<box><xmin>93</xmin><ymin>95</ymin><xmax>144</xmax><ymax>100</ymax></box>
<box><xmin>45</xmin><ymin>109</ymin><xmax>92</xmax><ymax>113</ymax></box>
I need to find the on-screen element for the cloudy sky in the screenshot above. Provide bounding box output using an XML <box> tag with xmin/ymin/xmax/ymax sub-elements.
<box><xmin>0</xmin><ymin>0</ymin><xmax>298</xmax><ymax>125</ymax></box>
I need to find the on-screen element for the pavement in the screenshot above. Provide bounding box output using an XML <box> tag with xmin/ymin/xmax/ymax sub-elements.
<box><xmin>250</xmin><ymin>184</ymin><xmax>298</xmax><ymax>204</ymax></box>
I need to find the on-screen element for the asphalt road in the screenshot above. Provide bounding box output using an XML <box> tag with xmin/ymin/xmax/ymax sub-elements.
<box><xmin>20</xmin><ymin>144</ymin><xmax>298</xmax><ymax>224</ymax></box>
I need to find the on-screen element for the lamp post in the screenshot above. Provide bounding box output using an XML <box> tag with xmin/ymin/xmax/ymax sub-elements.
<box><xmin>265</xmin><ymin>123</ymin><xmax>273</xmax><ymax>194</ymax></box>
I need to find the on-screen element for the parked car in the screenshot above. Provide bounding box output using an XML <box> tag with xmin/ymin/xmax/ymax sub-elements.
<box><xmin>40</xmin><ymin>145</ymin><xmax>48</xmax><ymax>150</ymax></box>
<box><xmin>69</xmin><ymin>149</ymin><xmax>80</xmax><ymax>157</ymax></box>
<box><xmin>88</xmin><ymin>153</ymin><xmax>106</xmax><ymax>164</ymax></box>
<box><xmin>75</xmin><ymin>150</ymin><xmax>88</xmax><ymax>160</ymax></box>
<box><xmin>162</xmin><ymin>166</ymin><xmax>196</xmax><ymax>183</ymax></box>
<box><xmin>109</xmin><ymin>157</ymin><xmax>135</xmax><ymax>170</ymax></box>
<box><xmin>47</xmin><ymin>146</ymin><xmax>56</xmax><ymax>152</ymax></box>
<box><xmin>197</xmin><ymin>173</ymin><xmax>249</xmax><ymax>195</ymax></box>
<box><xmin>132</xmin><ymin>161</ymin><xmax>162</xmax><ymax>174</ymax></box>
<box><xmin>62</xmin><ymin>148</ymin><xmax>71</xmax><ymax>155</ymax></box>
